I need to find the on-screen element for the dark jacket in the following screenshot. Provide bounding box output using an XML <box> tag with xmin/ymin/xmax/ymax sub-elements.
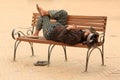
<box><xmin>50</xmin><ymin>26</ymin><xmax>85</xmax><ymax>45</ymax></box>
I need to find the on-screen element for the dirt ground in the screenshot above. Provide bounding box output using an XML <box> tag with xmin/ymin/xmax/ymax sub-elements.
<box><xmin>0</xmin><ymin>0</ymin><xmax>120</xmax><ymax>80</ymax></box>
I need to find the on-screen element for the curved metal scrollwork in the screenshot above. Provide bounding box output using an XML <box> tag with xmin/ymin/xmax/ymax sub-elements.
<box><xmin>98</xmin><ymin>33</ymin><xmax>105</xmax><ymax>43</ymax></box>
<box><xmin>12</xmin><ymin>27</ymin><xmax>34</xmax><ymax>61</ymax></box>
<box><xmin>12</xmin><ymin>27</ymin><xmax>33</xmax><ymax>40</ymax></box>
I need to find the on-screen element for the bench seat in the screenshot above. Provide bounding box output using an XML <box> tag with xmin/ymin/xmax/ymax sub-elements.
<box><xmin>17</xmin><ymin>36</ymin><xmax>103</xmax><ymax>48</ymax></box>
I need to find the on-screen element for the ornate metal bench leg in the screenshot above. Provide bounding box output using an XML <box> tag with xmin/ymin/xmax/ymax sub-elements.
<box><xmin>101</xmin><ymin>44</ymin><xmax>104</xmax><ymax>65</ymax></box>
<box><xmin>85</xmin><ymin>48</ymin><xmax>95</xmax><ymax>72</ymax></box>
<box><xmin>48</xmin><ymin>44</ymin><xmax>55</xmax><ymax>66</ymax></box>
<box><xmin>95</xmin><ymin>46</ymin><xmax>104</xmax><ymax>66</ymax></box>
<box><xmin>47</xmin><ymin>45</ymin><xmax>67</xmax><ymax>66</ymax></box>
<box><xmin>13</xmin><ymin>40</ymin><xmax>21</xmax><ymax>61</ymax></box>
<box><xmin>85</xmin><ymin>46</ymin><xmax>105</xmax><ymax>72</ymax></box>
<box><xmin>62</xmin><ymin>46</ymin><xmax>67</xmax><ymax>61</ymax></box>
<box><xmin>29</xmin><ymin>42</ymin><xmax>34</xmax><ymax>56</ymax></box>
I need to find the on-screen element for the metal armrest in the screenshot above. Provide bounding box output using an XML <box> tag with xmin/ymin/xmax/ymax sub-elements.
<box><xmin>12</xmin><ymin>26</ymin><xmax>33</xmax><ymax>40</ymax></box>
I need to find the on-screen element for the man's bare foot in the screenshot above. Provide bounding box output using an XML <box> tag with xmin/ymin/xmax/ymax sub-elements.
<box><xmin>28</xmin><ymin>33</ymin><xmax>39</xmax><ymax>39</ymax></box>
<box><xmin>36</xmin><ymin>4</ymin><xmax>48</xmax><ymax>16</ymax></box>
<box><xmin>36</xmin><ymin>4</ymin><xmax>42</xmax><ymax>15</ymax></box>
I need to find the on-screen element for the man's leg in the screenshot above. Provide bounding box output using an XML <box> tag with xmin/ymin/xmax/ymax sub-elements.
<box><xmin>33</xmin><ymin>5</ymin><xmax>68</xmax><ymax>37</ymax></box>
<box><xmin>49</xmin><ymin>9</ymin><xmax>68</xmax><ymax>26</ymax></box>
<box><xmin>33</xmin><ymin>5</ymin><xmax>50</xmax><ymax>36</ymax></box>
<box><xmin>33</xmin><ymin>15</ymin><xmax>51</xmax><ymax>37</ymax></box>
<box><xmin>33</xmin><ymin>16</ymin><xmax>43</xmax><ymax>36</ymax></box>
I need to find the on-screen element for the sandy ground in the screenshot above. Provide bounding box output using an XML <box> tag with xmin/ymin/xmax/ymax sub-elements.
<box><xmin>0</xmin><ymin>0</ymin><xmax>120</xmax><ymax>80</ymax></box>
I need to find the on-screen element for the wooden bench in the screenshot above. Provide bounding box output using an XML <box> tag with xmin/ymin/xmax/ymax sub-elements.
<box><xmin>12</xmin><ymin>13</ymin><xmax>107</xmax><ymax>71</ymax></box>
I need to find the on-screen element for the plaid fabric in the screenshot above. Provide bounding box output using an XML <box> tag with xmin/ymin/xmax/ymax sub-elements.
<box><xmin>36</xmin><ymin>10</ymin><xmax>68</xmax><ymax>39</ymax></box>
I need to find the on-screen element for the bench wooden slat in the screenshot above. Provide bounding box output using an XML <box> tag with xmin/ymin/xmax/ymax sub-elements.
<box><xmin>68</xmin><ymin>15</ymin><xmax>107</xmax><ymax>20</ymax></box>
<box><xmin>75</xmin><ymin>26</ymin><xmax>104</xmax><ymax>31</ymax></box>
<box><xmin>67</xmin><ymin>19</ymin><xmax>105</xmax><ymax>23</ymax></box>
<box><xmin>17</xmin><ymin>36</ymin><xmax>103</xmax><ymax>48</ymax></box>
<box><xmin>67</xmin><ymin>21</ymin><xmax>105</xmax><ymax>27</ymax></box>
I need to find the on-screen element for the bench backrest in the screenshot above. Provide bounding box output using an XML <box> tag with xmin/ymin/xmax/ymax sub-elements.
<box><xmin>31</xmin><ymin>13</ymin><xmax>107</xmax><ymax>32</ymax></box>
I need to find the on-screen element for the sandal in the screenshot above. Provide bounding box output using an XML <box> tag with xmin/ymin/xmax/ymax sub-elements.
<box><xmin>34</xmin><ymin>61</ymin><xmax>48</xmax><ymax>66</ymax></box>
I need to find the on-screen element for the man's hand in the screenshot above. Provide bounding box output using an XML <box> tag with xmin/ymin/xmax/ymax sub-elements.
<box><xmin>66</xmin><ymin>24</ymin><xmax>77</xmax><ymax>30</ymax></box>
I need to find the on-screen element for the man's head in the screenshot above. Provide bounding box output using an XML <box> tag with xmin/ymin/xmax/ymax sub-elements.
<box><xmin>83</xmin><ymin>27</ymin><xmax>99</xmax><ymax>46</ymax></box>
